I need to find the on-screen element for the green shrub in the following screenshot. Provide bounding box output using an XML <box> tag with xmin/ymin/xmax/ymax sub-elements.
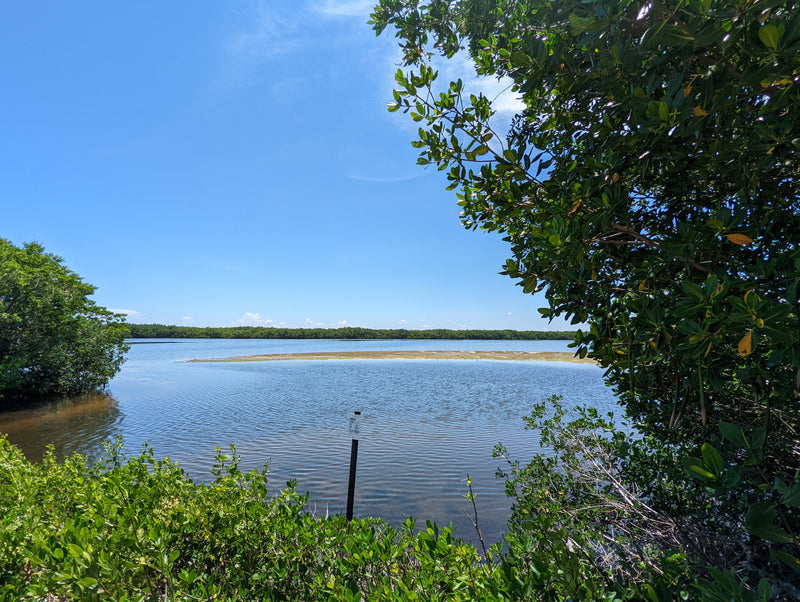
<box><xmin>0</xmin><ymin>436</ymin><xmax>523</xmax><ymax>601</ymax></box>
<box><xmin>495</xmin><ymin>396</ymin><xmax>800</xmax><ymax>601</ymax></box>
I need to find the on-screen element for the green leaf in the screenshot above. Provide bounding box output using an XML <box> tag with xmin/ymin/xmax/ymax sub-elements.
<box><xmin>700</xmin><ymin>443</ymin><xmax>724</xmax><ymax>477</ymax></box>
<box><xmin>781</xmin><ymin>481</ymin><xmax>800</xmax><ymax>507</ymax></box>
<box><xmin>722</xmin><ymin>468</ymin><xmax>742</xmax><ymax>488</ymax></box>
<box><xmin>758</xmin><ymin>578</ymin><xmax>772</xmax><ymax>601</ymax></box>
<box><xmin>745</xmin><ymin>503</ymin><xmax>792</xmax><ymax>542</ymax></box>
<box><xmin>746</xmin><ymin>502</ymin><xmax>777</xmax><ymax>529</ymax></box>
<box><xmin>510</xmin><ymin>51</ymin><xmax>531</xmax><ymax>67</ymax></box>
<box><xmin>751</xmin><ymin>427</ymin><xmax>766</xmax><ymax>450</ymax></box>
<box><xmin>759</xmin><ymin>24</ymin><xmax>781</xmax><ymax>50</ymax></box>
<box><xmin>750</xmin><ymin>523</ymin><xmax>793</xmax><ymax>544</ymax></box>
<box><xmin>685</xmin><ymin>458</ymin><xmax>715</xmax><ymax>480</ymax></box>
<box><xmin>718</xmin><ymin>422</ymin><xmax>746</xmax><ymax>447</ymax></box>
<box><xmin>772</xmin><ymin>549</ymin><xmax>800</xmax><ymax>574</ymax></box>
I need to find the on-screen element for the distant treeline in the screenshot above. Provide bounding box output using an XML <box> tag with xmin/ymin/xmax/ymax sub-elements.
<box><xmin>126</xmin><ymin>324</ymin><xmax>577</xmax><ymax>341</ymax></box>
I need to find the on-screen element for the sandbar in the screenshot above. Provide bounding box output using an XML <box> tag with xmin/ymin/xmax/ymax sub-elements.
<box><xmin>188</xmin><ymin>350</ymin><xmax>593</xmax><ymax>363</ymax></box>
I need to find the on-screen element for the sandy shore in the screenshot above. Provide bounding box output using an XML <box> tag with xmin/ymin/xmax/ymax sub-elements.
<box><xmin>188</xmin><ymin>350</ymin><xmax>593</xmax><ymax>363</ymax></box>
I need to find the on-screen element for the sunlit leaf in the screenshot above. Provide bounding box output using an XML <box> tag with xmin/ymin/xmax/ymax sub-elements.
<box><xmin>758</xmin><ymin>24</ymin><xmax>781</xmax><ymax>50</ymax></box>
<box><xmin>701</xmin><ymin>443</ymin><xmax>723</xmax><ymax>477</ymax></box>
<box><xmin>738</xmin><ymin>331</ymin><xmax>753</xmax><ymax>356</ymax></box>
<box><xmin>725</xmin><ymin>233</ymin><xmax>753</xmax><ymax>246</ymax></box>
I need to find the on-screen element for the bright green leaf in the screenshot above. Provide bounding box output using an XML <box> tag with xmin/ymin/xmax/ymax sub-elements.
<box><xmin>758</xmin><ymin>24</ymin><xmax>781</xmax><ymax>50</ymax></box>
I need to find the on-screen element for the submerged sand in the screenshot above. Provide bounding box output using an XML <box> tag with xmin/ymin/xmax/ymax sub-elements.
<box><xmin>188</xmin><ymin>350</ymin><xmax>593</xmax><ymax>364</ymax></box>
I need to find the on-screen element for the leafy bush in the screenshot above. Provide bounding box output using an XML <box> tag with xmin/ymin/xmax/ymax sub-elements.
<box><xmin>0</xmin><ymin>238</ymin><xmax>129</xmax><ymax>407</ymax></box>
<box><xmin>495</xmin><ymin>396</ymin><xmax>799</xmax><ymax>601</ymax></box>
<box><xmin>4</xmin><ymin>398</ymin><xmax>799</xmax><ymax>600</ymax></box>
<box><xmin>0</xmin><ymin>436</ymin><xmax>525</xmax><ymax>601</ymax></box>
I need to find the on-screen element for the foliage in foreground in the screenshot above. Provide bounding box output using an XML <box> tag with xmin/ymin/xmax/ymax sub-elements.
<box><xmin>371</xmin><ymin>0</ymin><xmax>799</xmax><ymax>595</ymax></box>
<box><xmin>370</xmin><ymin>0</ymin><xmax>800</xmax><ymax>502</ymax></box>
<box><xmin>0</xmin><ymin>436</ymin><xmax>525</xmax><ymax>601</ymax></box>
<box><xmin>496</xmin><ymin>396</ymin><xmax>800</xmax><ymax>601</ymax></box>
<box><xmin>0</xmin><ymin>238</ymin><xmax>129</xmax><ymax>409</ymax></box>
<box><xmin>5</xmin><ymin>398</ymin><xmax>800</xmax><ymax>600</ymax></box>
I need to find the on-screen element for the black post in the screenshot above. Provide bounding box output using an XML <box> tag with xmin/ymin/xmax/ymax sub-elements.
<box><xmin>346</xmin><ymin>411</ymin><xmax>361</xmax><ymax>521</ymax></box>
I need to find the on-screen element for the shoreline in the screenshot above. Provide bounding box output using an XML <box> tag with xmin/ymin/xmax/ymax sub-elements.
<box><xmin>187</xmin><ymin>350</ymin><xmax>594</xmax><ymax>364</ymax></box>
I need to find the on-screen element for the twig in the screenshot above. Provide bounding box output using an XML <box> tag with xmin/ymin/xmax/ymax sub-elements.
<box><xmin>462</xmin><ymin>473</ymin><xmax>490</xmax><ymax>563</ymax></box>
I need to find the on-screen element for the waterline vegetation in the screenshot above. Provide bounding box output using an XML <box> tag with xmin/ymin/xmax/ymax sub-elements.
<box><xmin>0</xmin><ymin>239</ymin><xmax>129</xmax><ymax>410</ymax></box>
<box><xmin>126</xmin><ymin>324</ymin><xmax>576</xmax><ymax>341</ymax></box>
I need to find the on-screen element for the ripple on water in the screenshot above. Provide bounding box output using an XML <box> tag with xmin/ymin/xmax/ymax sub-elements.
<box><xmin>1</xmin><ymin>341</ymin><xmax>618</xmax><ymax>547</ymax></box>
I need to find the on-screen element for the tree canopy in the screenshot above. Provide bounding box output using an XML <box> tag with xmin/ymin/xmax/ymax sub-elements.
<box><xmin>126</xmin><ymin>323</ymin><xmax>575</xmax><ymax>340</ymax></box>
<box><xmin>371</xmin><ymin>0</ymin><xmax>799</xmax><ymax>457</ymax></box>
<box><xmin>0</xmin><ymin>239</ymin><xmax>129</xmax><ymax>408</ymax></box>
<box><xmin>372</xmin><ymin>1</ymin><xmax>800</xmax><ymax>591</ymax></box>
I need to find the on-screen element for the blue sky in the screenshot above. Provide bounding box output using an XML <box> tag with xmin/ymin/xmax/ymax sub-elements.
<box><xmin>1</xmin><ymin>1</ymin><xmax>565</xmax><ymax>331</ymax></box>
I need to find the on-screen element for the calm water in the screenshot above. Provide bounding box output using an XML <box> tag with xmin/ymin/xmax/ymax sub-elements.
<box><xmin>0</xmin><ymin>338</ymin><xmax>617</xmax><ymax>546</ymax></box>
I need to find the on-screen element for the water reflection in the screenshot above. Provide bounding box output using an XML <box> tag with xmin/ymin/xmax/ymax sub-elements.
<box><xmin>0</xmin><ymin>392</ymin><xmax>121</xmax><ymax>463</ymax></box>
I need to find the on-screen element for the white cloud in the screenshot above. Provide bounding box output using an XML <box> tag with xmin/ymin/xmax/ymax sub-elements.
<box><xmin>234</xmin><ymin>312</ymin><xmax>266</xmax><ymax>326</ymax></box>
<box><xmin>227</xmin><ymin>3</ymin><xmax>298</xmax><ymax>64</ymax></box>
<box><xmin>110</xmin><ymin>308</ymin><xmax>142</xmax><ymax>317</ymax></box>
<box><xmin>313</xmin><ymin>0</ymin><xmax>374</xmax><ymax>17</ymax></box>
<box><xmin>379</xmin><ymin>29</ymin><xmax>524</xmax><ymax>141</ymax></box>
<box><xmin>218</xmin><ymin>2</ymin><xmax>304</xmax><ymax>92</ymax></box>
<box><xmin>346</xmin><ymin>171</ymin><xmax>426</xmax><ymax>184</ymax></box>
<box><xmin>507</xmin><ymin>312</ymin><xmax>513</xmax><ymax>316</ymax></box>
<box><xmin>430</xmin><ymin>51</ymin><xmax>524</xmax><ymax>136</ymax></box>
<box><xmin>182</xmin><ymin>316</ymin><xmax>194</xmax><ymax>323</ymax></box>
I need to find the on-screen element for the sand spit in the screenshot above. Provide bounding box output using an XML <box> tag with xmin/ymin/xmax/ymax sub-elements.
<box><xmin>188</xmin><ymin>350</ymin><xmax>594</xmax><ymax>364</ymax></box>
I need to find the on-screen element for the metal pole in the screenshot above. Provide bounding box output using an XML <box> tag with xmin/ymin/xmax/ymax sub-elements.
<box><xmin>346</xmin><ymin>411</ymin><xmax>361</xmax><ymax>521</ymax></box>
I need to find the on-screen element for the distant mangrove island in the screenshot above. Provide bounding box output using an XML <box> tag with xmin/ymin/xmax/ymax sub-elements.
<box><xmin>126</xmin><ymin>324</ymin><xmax>577</xmax><ymax>341</ymax></box>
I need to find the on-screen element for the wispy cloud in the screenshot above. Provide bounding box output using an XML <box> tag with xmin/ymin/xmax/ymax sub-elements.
<box><xmin>110</xmin><ymin>308</ymin><xmax>142</xmax><ymax>317</ymax></box>
<box><xmin>431</xmin><ymin>51</ymin><xmax>524</xmax><ymax>133</ymax></box>
<box><xmin>208</xmin><ymin>260</ymin><xmax>245</xmax><ymax>273</ymax></box>
<box><xmin>378</xmin><ymin>29</ymin><xmax>524</xmax><ymax>139</ymax></box>
<box><xmin>346</xmin><ymin>171</ymin><xmax>427</xmax><ymax>183</ymax></box>
<box><xmin>313</xmin><ymin>0</ymin><xmax>375</xmax><ymax>17</ymax></box>
<box><xmin>218</xmin><ymin>2</ymin><xmax>304</xmax><ymax>92</ymax></box>
<box><xmin>227</xmin><ymin>4</ymin><xmax>298</xmax><ymax>63</ymax></box>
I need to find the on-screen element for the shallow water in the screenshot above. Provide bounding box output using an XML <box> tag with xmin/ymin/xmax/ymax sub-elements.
<box><xmin>0</xmin><ymin>338</ymin><xmax>618</xmax><ymax>547</ymax></box>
